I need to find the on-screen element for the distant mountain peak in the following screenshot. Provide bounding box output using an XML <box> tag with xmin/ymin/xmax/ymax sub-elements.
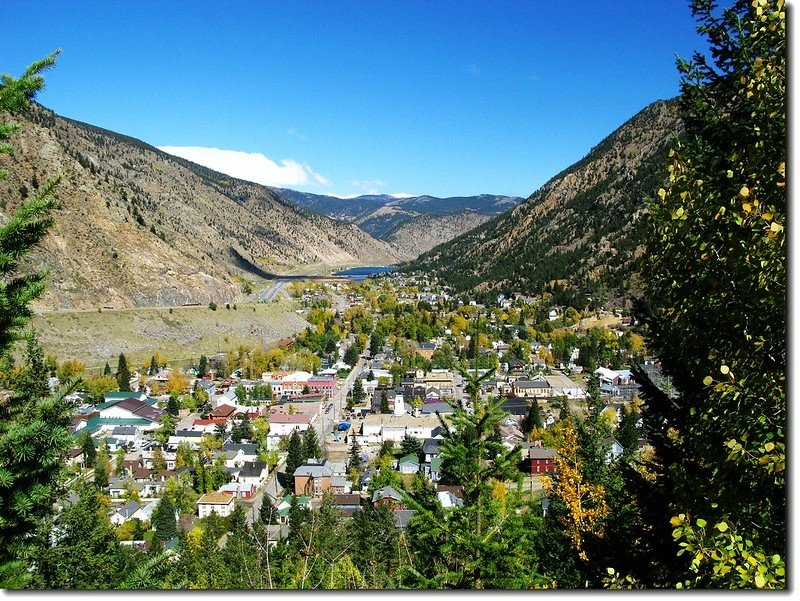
<box><xmin>272</xmin><ymin>188</ymin><xmax>525</xmax><ymax>253</ymax></box>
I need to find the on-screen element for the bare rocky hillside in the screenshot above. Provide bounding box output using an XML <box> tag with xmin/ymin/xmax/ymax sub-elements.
<box><xmin>0</xmin><ymin>104</ymin><xmax>401</xmax><ymax>309</ymax></box>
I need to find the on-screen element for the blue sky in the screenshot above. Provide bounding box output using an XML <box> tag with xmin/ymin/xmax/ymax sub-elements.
<box><xmin>2</xmin><ymin>1</ymin><xmax>709</xmax><ymax>199</ymax></box>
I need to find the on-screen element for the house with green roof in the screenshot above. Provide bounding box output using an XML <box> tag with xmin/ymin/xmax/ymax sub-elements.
<box><xmin>397</xmin><ymin>453</ymin><xmax>420</xmax><ymax>474</ymax></box>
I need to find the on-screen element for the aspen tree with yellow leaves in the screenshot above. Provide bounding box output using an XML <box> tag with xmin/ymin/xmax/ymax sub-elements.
<box><xmin>621</xmin><ymin>0</ymin><xmax>786</xmax><ymax>589</ymax></box>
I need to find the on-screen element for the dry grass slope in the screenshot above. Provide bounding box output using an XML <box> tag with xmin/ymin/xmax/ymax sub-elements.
<box><xmin>30</xmin><ymin>298</ymin><xmax>309</xmax><ymax>371</ymax></box>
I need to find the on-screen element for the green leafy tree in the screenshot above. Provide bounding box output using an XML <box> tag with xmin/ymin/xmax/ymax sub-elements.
<box><xmin>174</xmin><ymin>441</ymin><xmax>195</xmax><ymax>470</ymax></box>
<box><xmin>116</xmin><ymin>353</ymin><xmax>131</xmax><ymax>392</ymax></box>
<box><xmin>235</xmin><ymin>384</ymin><xmax>248</xmax><ymax>404</ymax></box>
<box><xmin>114</xmin><ymin>446</ymin><xmax>126</xmax><ymax>475</ymax></box>
<box><xmin>627</xmin><ymin>0</ymin><xmax>786</xmax><ymax>589</ymax></box>
<box><xmin>151</xmin><ymin>445</ymin><xmax>168</xmax><ymax>471</ymax></box>
<box><xmin>153</xmin><ymin>413</ymin><xmax>177</xmax><ymax>446</ymax></box>
<box><xmin>93</xmin><ymin>443</ymin><xmax>110</xmax><ymax>489</ymax></box>
<box><xmin>81</xmin><ymin>374</ymin><xmax>118</xmax><ymax>403</ymax></box>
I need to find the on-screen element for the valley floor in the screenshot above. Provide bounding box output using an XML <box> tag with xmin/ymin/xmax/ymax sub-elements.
<box><xmin>29</xmin><ymin>297</ymin><xmax>309</xmax><ymax>372</ymax></box>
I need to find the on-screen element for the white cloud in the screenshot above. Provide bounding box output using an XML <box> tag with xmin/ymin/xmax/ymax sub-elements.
<box><xmin>389</xmin><ymin>192</ymin><xmax>415</xmax><ymax>199</ymax></box>
<box><xmin>158</xmin><ymin>146</ymin><xmax>328</xmax><ymax>187</ymax></box>
<box><xmin>348</xmin><ymin>179</ymin><xmax>388</xmax><ymax>195</ymax></box>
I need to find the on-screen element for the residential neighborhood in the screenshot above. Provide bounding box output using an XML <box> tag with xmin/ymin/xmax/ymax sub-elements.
<box><xmin>56</xmin><ymin>272</ymin><xmax>661</xmax><ymax>559</ymax></box>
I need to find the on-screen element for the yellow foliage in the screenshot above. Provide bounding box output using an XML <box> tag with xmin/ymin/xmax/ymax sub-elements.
<box><xmin>166</xmin><ymin>371</ymin><xmax>190</xmax><ymax>395</ymax></box>
<box><xmin>543</xmin><ymin>420</ymin><xmax>609</xmax><ymax>561</ymax></box>
<box><xmin>186</xmin><ymin>526</ymin><xmax>204</xmax><ymax>549</ymax></box>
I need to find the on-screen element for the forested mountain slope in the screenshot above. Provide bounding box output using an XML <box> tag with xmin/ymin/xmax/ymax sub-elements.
<box><xmin>405</xmin><ymin>100</ymin><xmax>682</xmax><ymax>307</ymax></box>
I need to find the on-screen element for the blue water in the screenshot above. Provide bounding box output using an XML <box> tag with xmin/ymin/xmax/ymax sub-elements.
<box><xmin>333</xmin><ymin>266</ymin><xmax>397</xmax><ymax>281</ymax></box>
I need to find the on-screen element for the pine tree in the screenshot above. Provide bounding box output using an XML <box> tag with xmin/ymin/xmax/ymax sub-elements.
<box><xmin>103</xmin><ymin>361</ymin><xmax>112</xmax><ymax>376</ymax></box>
<box><xmin>521</xmin><ymin>400</ymin><xmax>543</xmax><ymax>436</ymax></box>
<box><xmin>399</xmin><ymin>434</ymin><xmax>422</xmax><ymax>460</ymax></box>
<box><xmin>258</xmin><ymin>494</ymin><xmax>279</xmax><ymax>526</ymax></box>
<box><xmin>116</xmin><ymin>353</ymin><xmax>131</xmax><ymax>392</ymax></box>
<box><xmin>616</xmin><ymin>407</ymin><xmax>639</xmax><ymax>457</ymax></box>
<box><xmin>285</xmin><ymin>429</ymin><xmax>305</xmax><ymax>489</ymax></box>
<box><xmin>347</xmin><ymin>435</ymin><xmax>362</xmax><ymax>472</ymax></box>
<box><xmin>349</xmin><ymin>503</ymin><xmax>397</xmax><ymax>588</ymax></box>
<box><xmin>302</xmin><ymin>426</ymin><xmax>321</xmax><ymax>460</ymax></box>
<box><xmin>351</xmin><ymin>378</ymin><xmax>365</xmax><ymax>404</ymax></box>
<box><xmin>80</xmin><ymin>431</ymin><xmax>97</xmax><ymax>469</ymax></box>
<box><xmin>32</xmin><ymin>483</ymin><xmax>135</xmax><ymax>589</ymax></box>
<box><xmin>379</xmin><ymin>390</ymin><xmax>389</xmax><ymax>414</ymax></box>
<box><xmin>149</xmin><ymin>355</ymin><xmax>158</xmax><ymax>376</ymax></box>
<box><xmin>153</xmin><ymin>496</ymin><xmax>178</xmax><ymax>540</ymax></box>
<box><xmin>0</xmin><ymin>54</ymin><xmax>73</xmax><ymax>571</ymax></box>
<box><xmin>287</xmin><ymin>494</ymin><xmax>310</xmax><ymax>546</ymax></box>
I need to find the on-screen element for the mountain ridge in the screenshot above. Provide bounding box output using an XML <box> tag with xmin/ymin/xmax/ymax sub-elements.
<box><xmin>272</xmin><ymin>187</ymin><xmax>524</xmax><ymax>247</ymax></box>
<box><xmin>0</xmin><ymin>103</ymin><xmax>403</xmax><ymax>310</ymax></box>
<box><xmin>405</xmin><ymin>99</ymin><xmax>683</xmax><ymax>307</ymax></box>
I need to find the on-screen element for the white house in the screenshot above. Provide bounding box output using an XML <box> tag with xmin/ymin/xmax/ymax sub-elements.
<box><xmin>267</xmin><ymin>413</ymin><xmax>311</xmax><ymax>437</ymax></box>
<box><xmin>109</xmin><ymin>500</ymin><xmax>140</xmax><ymax>526</ymax></box>
<box><xmin>197</xmin><ymin>492</ymin><xmax>235</xmax><ymax>518</ymax></box>
<box><xmin>98</xmin><ymin>397</ymin><xmax>164</xmax><ymax>427</ymax></box>
<box><xmin>131</xmin><ymin>500</ymin><xmax>158</xmax><ymax>523</ymax></box>
<box><xmin>397</xmin><ymin>454</ymin><xmax>420</xmax><ymax>474</ymax></box>
<box><xmin>219</xmin><ymin>481</ymin><xmax>257</xmax><ymax>499</ymax></box>
<box><xmin>237</xmin><ymin>461</ymin><xmax>269</xmax><ymax>486</ymax></box>
<box><xmin>359</xmin><ymin>414</ymin><xmax>442</xmax><ymax>444</ymax></box>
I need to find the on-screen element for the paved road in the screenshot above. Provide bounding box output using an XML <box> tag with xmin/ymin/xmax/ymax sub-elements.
<box><xmin>257</xmin><ymin>279</ymin><xmax>287</xmax><ymax>303</ymax></box>
<box><xmin>244</xmin><ymin>353</ymin><xmax>365</xmax><ymax>526</ymax></box>
<box><xmin>317</xmin><ymin>355</ymin><xmax>366</xmax><ymax>452</ymax></box>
